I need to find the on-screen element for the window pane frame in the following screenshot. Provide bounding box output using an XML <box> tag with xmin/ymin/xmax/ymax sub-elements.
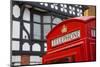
<box><xmin>33</xmin><ymin>23</ymin><xmax>41</xmax><ymax>39</ymax></box>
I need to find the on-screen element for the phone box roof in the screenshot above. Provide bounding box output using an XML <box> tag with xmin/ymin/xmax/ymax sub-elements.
<box><xmin>46</xmin><ymin>16</ymin><xmax>96</xmax><ymax>39</ymax></box>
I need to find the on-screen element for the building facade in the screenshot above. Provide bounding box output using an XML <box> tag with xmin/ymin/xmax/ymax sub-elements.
<box><xmin>11</xmin><ymin>1</ymin><xmax>96</xmax><ymax>66</ymax></box>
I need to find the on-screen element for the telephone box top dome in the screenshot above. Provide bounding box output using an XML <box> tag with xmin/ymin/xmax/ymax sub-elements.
<box><xmin>46</xmin><ymin>16</ymin><xmax>96</xmax><ymax>37</ymax></box>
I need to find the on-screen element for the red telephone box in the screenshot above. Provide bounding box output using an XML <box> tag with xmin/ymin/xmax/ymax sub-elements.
<box><xmin>42</xmin><ymin>16</ymin><xmax>96</xmax><ymax>64</ymax></box>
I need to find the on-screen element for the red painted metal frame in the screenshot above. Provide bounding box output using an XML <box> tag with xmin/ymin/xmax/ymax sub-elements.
<box><xmin>42</xmin><ymin>16</ymin><xmax>96</xmax><ymax>64</ymax></box>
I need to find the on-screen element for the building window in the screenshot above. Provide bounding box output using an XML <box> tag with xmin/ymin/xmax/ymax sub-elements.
<box><xmin>33</xmin><ymin>14</ymin><xmax>41</xmax><ymax>23</ymax></box>
<box><xmin>34</xmin><ymin>23</ymin><xmax>41</xmax><ymax>39</ymax></box>
<box><xmin>23</xmin><ymin>8</ymin><xmax>30</xmax><ymax>21</ymax></box>
<box><xmin>12</xmin><ymin>41</ymin><xmax>20</xmax><ymax>51</ymax></box>
<box><xmin>12</xmin><ymin>56</ymin><xmax>21</xmax><ymax>62</ymax></box>
<box><xmin>43</xmin><ymin>24</ymin><xmax>51</xmax><ymax>39</ymax></box>
<box><xmin>32</xmin><ymin>43</ymin><xmax>41</xmax><ymax>51</ymax></box>
<box><xmin>52</xmin><ymin>18</ymin><xmax>62</xmax><ymax>24</ymax></box>
<box><xmin>12</xmin><ymin>21</ymin><xmax>20</xmax><ymax>38</ymax></box>
<box><xmin>43</xmin><ymin>16</ymin><xmax>51</xmax><ymax>23</ymax></box>
<box><xmin>22</xmin><ymin>43</ymin><xmax>30</xmax><ymax>51</ymax></box>
<box><xmin>30</xmin><ymin>56</ymin><xmax>42</xmax><ymax>64</ymax></box>
<box><xmin>13</xmin><ymin>5</ymin><xmax>20</xmax><ymax>18</ymax></box>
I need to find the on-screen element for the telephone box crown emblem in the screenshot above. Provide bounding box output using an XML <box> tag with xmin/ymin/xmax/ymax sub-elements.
<box><xmin>61</xmin><ymin>25</ymin><xmax>67</xmax><ymax>33</ymax></box>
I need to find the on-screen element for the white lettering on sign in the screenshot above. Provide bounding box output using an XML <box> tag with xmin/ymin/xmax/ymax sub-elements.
<box><xmin>91</xmin><ymin>29</ymin><xmax>96</xmax><ymax>37</ymax></box>
<box><xmin>51</xmin><ymin>30</ymin><xmax>80</xmax><ymax>47</ymax></box>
